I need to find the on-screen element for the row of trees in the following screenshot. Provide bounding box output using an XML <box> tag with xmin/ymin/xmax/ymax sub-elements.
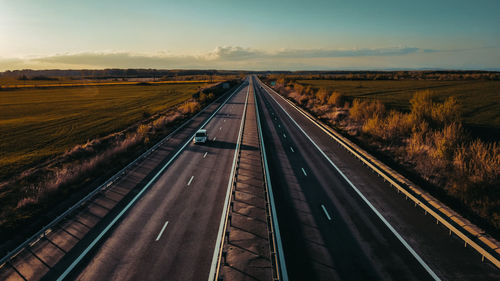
<box><xmin>265</xmin><ymin>71</ymin><xmax>500</xmax><ymax>82</ymax></box>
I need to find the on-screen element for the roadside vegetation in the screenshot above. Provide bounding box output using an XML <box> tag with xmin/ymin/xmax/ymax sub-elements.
<box><xmin>0</xmin><ymin>80</ymin><xmax>240</xmax><ymax>245</ymax></box>
<box><xmin>263</xmin><ymin>75</ymin><xmax>500</xmax><ymax>234</ymax></box>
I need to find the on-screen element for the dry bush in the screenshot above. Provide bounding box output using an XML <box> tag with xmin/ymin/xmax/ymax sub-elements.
<box><xmin>409</xmin><ymin>90</ymin><xmax>460</xmax><ymax>127</ymax></box>
<box><xmin>385</xmin><ymin>111</ymin><xmax>412</xmax><ymax>140</ymax></box>
<box><xmin>406</xmin><ymin>122</ymin><xmax>431</xmax><ymax>157</ymax></box>
<box><xmin>293</xmin><ymin>83</ymin><xmax>304</xmax><ymax>95</ymax></box>
<box><xmin>349</xmin><ymin>99</ymin><xmax>385</xmax><ymax>122</ymax></box>
<box><xmin>362</xmin><ymin>115</ymin><xmax>385</xmax><ymax>137</ymax></box>
<box><xmin>152</xmin><ymin>112</ymin><xmax>182</xmax><ymax>129</ymax></box>
<box><xmin>315</xmin><ymin>88</ymin><xmax>329</xmax><ymax>104</ymax></box>
<box><xmin>363</xmin><ymin>110</ymin><xmax>412</xmax><ymax>142</ymax></box>
<box><xmin>431</xmin><ymin>96</ymin><xmax>461</xmax><ymax>125</ymax></box>
<box><xmin>327</xmin><ymin>91</ymin><xmax>344</xmax><ymax>107</ymax></box>
<box><xmin>198</xmin><ymin>93</ymin><xmax>208</xmax><ymax>103</ymax></box>
<box><xmin>430</xmin><ymin>122</ymin><xmax>464</xmax><ymax>162</ymax></box>
<box><xmin>410</xmin><ymin>90</ymin><xmax>433</xmax><ymax>123</ymax></box>
<box><xmin>137</xmin><ymin>124</ymin><xmax>151</xmax><ymax>136</ymax></box>
<box><xmin>288</xmin><ymin>91</ymin><xmax>309</xmax><ymax>106</ymax></box>
<box><xmin>454</xmin><ymin>140</ymin><xmax>500</xmax><ymax>186</ymax></box>
<box><xmin>179</xmin><ymin>101</ymin><xmax>200</xmax><ymax>114</ymax></box>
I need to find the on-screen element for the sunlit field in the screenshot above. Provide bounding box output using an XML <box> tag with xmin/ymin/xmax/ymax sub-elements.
<box><xmin>295</xmin><ymin>79</ymin><xmax>500</xmax><ymax>131</ymax></box>
<box><xmin>0</xmin><ymin>82</ymin><xmax>207</xmax><ymax>180</ymax></box>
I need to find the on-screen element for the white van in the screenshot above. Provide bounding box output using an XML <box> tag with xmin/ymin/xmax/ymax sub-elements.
<box><xmin>193</xmin><ymin>129</ymin><xmax>208</xmax><ymax>144</ymax></box>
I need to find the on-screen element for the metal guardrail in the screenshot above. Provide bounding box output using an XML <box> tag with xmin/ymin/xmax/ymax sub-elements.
<box><xmin>253</xmin><ymin>78</ymin><xmax>289</xmax><ymax>281</ymax></box>
<box><xmin>0</xmin><ymin>81</ymin><xmax>245</xmax><ymax>271</ymax></box>
<box><xmin>259</xmin><ymin>79</ymin><xmax>500</xmax><ymax>269</ymax></box>
<box><xmin>211</xmin><ymin>82</ymin><xmax>250</xmax><ymax>281</ymax></box>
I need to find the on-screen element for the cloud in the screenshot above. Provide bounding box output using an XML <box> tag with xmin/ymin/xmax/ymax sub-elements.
<box><xmin>203</xmin><ymin>46</ymin><xmax>436</xmax><ymax>60</ymax></box>
<box><xmin>2</xmin><ymin>46</ymin><xmax>494</xmax><ymax>71</ymax></box>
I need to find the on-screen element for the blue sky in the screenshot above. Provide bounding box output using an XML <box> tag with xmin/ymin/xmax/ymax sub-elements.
<box><xmin>0</xmin><ymin>0</ymin><xmax>499</xmax><ymax>70</ymax></box>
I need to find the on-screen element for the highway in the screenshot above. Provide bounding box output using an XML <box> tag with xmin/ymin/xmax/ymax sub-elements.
<box><xmin>39</xmin><ymin>79</ymin><xmax>251</xmax><ymax>280</ymax></box>
<box><xmin>252</xmin><ymin>76</ymin><xmax>500</xmax><ymax>281</ymax></box>
<box><xmin>2</xmin><ymin>75</ymin><xmax>499</xmax><ymax>281</ymax></box>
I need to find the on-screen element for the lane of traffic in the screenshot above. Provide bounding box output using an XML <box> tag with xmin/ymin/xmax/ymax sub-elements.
<box><xmin>69</xmin><ymin>82</ymin><xmax>250</xmax><ymax>280</ymax></box>
<box><xmin>253</xmin><ymin>77</ymin><xmax>433</xmax><ymax>281</ymax></box>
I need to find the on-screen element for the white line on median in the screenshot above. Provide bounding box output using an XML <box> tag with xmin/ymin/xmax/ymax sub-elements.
<box><xmin>290</xmin><ymin>147</ymin><xmax>294</xmax><ymax>152</ymax></box>
<box><xmin>187</xmin><ymin>176</ymin><xmax>194</xmax><ymax>186</ymax></box>
<box><xmin>155</xmin><ymin>221</ymin><xmax>169</xmax><ymax>241</ymax></box>
<box><xmin>203</xmin><ymin>152</ymin><xmax>208</xmax><ymax>158</ymax></box>
<box><xmin>260</xmin><ymin>81</ymin><xmax>441</xmax><ymax>281</ymax></box>
<box><xmin>321</xmin><ymin>205</ymin><xmax>332</xmax><ymax>221</ymax></box>
<box><xmin>283</xmin><ymin>133</ymin><xmax>286</xmax><ymax>138</ymax></box>
<box><xmin>301</xmin><ymin>168</ymin><xmax>307</xmax><ymax>176</ymax></box>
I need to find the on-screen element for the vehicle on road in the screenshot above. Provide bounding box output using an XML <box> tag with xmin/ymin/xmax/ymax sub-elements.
<box><xmin>193</xmin><ymin>129</ymin><xmax>208</xmax><ymax>144</ymax></box>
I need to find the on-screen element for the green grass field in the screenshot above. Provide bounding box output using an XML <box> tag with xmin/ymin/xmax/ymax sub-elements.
<box><xmin>296</xmin><ymin>80</ymin><xmax>500</xmax><ymax>131</ymax></box>
<box><xmin>0</xmin><ymin>83</ymin><xmax>206</xmax><ymax>180</ymax></box>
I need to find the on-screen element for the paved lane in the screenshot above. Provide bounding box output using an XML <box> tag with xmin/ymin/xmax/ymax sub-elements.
<box><xmin>64</xmin><ymin>82</ymin><xmax>250</xmax><ymax>281</ymax></box>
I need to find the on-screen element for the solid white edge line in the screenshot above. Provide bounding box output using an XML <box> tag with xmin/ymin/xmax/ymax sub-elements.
<box><xmin>155</xmin><ymin>221</ymin><xmax>169</xmax><ymax>241</ymax></box>
<box><xmin>207</xmin><ymin>82</ymin><xmax>250</xmax><ymax>281</ymax></box>
<box><xmin>259</xmin><ymin>79</ymin><xmax>440</xmax><ymax>281</ymax></box>
<box><xmin>55</xmin><ymin>81</ymin><xmax>246</xmax><ymax>281</ymax></box>
<box><xmin>290</xmin><ymin>147</ymin><xmax>294</xmax><ymax>152</ymax></box>
<box><xmin>187</xmin><ymin>176</ymin><xmax>194</xmax><ymax>186</ymax></box>
<box><xmin>321</xmin><ymin>205</ymin><xmax>332</xmax><ymax>221</ymax></box>
<box><xmin>301</xmin><ymin>168</ymin><xmax>307</xmax><ymax>176</ymax></box>
<box><xmin>254</xmin><ymin>78</ymin><xmax>289</xmax><ymax>281</ymax></box>
<box><xmin>213</xmin><ymin>137</ymin><xmax>216</xmax><ymax>141</ymax></box>
<box><xmin>203</xmin><ymin>152</ymin><xmax>208</xmax><ymax>158</ymax></box>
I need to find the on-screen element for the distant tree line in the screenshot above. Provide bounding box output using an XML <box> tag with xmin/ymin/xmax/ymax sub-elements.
<box><xmin>4</xmin><ymin>69</ymin><xmax>499</xmax><ymax>81</ymax></box>
<box><xmin>262</xmin><ymin>70</ymin><xmax>500</xmax><ymax>81</ymax></box>
<box><xmin>2</xmin><ymin>69</ymin><xmax>253</xmax><ymax>80</ymax></box>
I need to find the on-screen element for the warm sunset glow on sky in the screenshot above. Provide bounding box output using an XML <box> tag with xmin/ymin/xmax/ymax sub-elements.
<box><xmin>0</xmin><ymin>0</ymin><xmax>499</xmax><ymax>70</ymax></box>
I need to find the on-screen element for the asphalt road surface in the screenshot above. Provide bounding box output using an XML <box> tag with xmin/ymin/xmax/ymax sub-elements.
<box><xmin>56</xmin><ymin>81</ymin><xmax>250</xmax><ymax>281</ymax></box>
<box><xmin>252</xmin><ymin>76</ymin><xmax>499</xmax><ymax>281</ymax></box>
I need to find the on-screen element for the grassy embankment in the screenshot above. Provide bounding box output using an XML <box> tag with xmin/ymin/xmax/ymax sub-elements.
<box><xmin>267</xmin><ymin>78</ymin><xmax>500</xmax><ymax>235</ymax></box>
